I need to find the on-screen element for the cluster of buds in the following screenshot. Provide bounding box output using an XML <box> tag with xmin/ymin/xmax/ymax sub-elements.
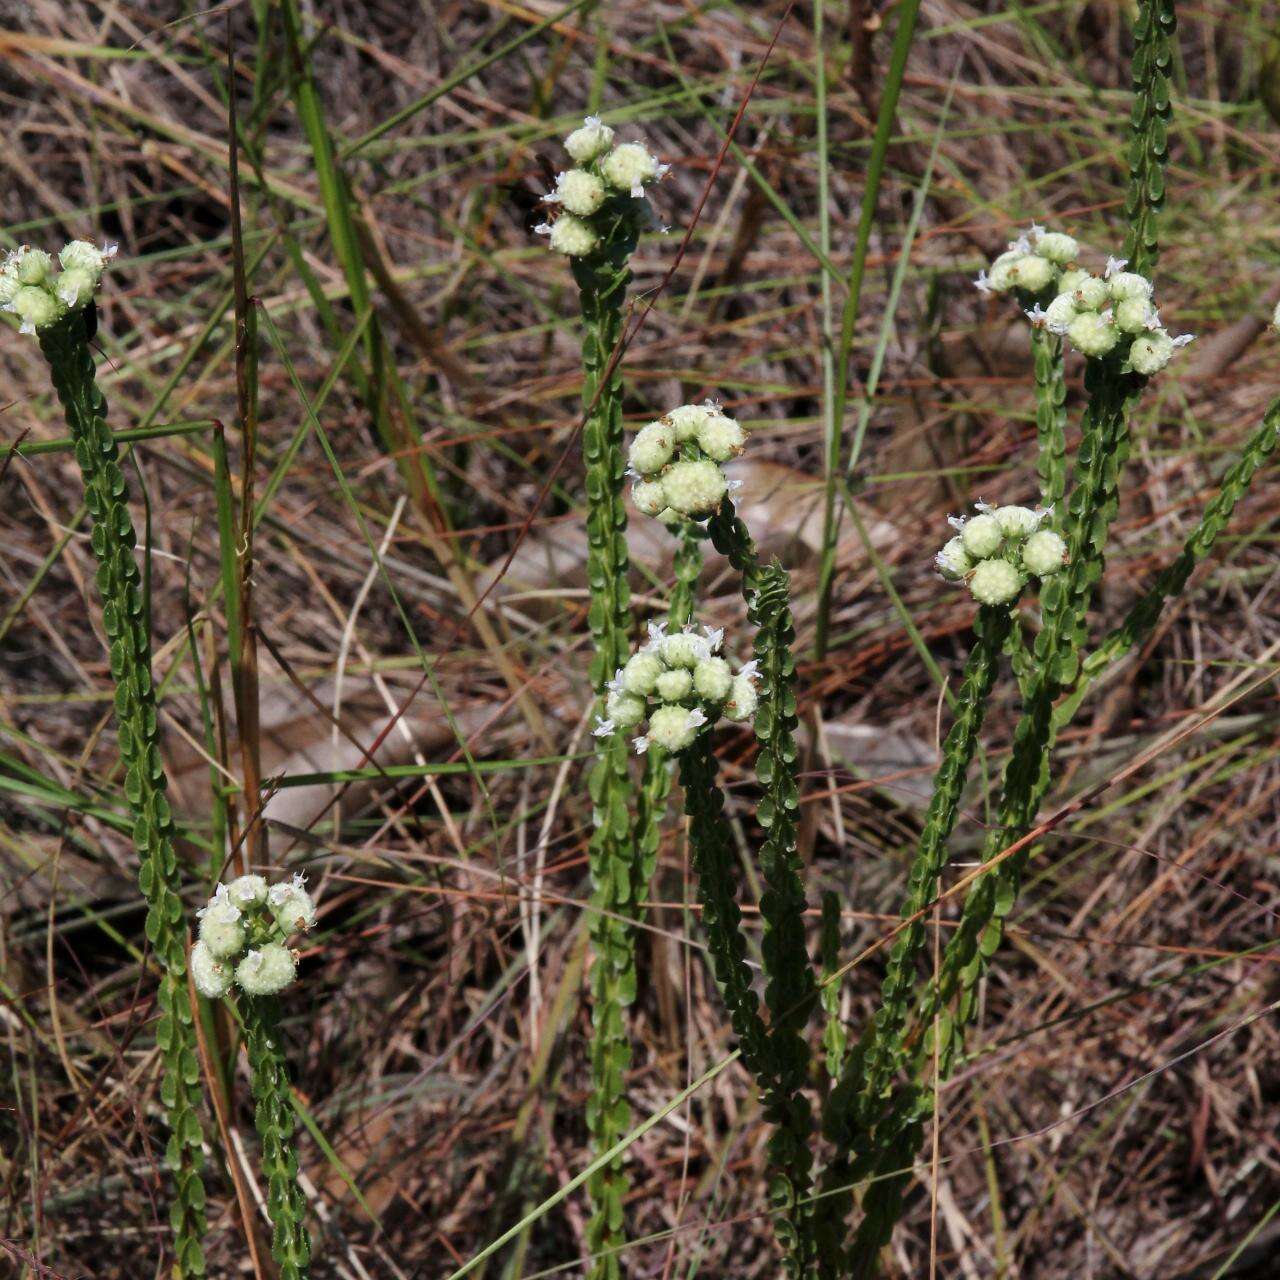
<box><xmin>596</xmin><ymin>622</ymin><xmax>759</xmax><ymax>754</ymax></box>
<box><xmin>974</xmin><ymin>224</ymin><xmax>1080</xmax><ymax>299</ymax></box>
<box><xmin>1027</xmin><ymin>256</ymin><xmax>1193</xmax><ymax>373</ymax></box>
<box><xmin>534</xmin><ymin>116</ymin><xmax>668</xmax><ymax>257</ymax></box>
<box><xmin>628</xmin><ymin>401</ymin><xmax>748</xmax><ymax>522</ymax></box>
<box><xmin>0</xmin><ymin>241</ymin><xmax>116</xmax><ymax>335</ymax></box>
<box><xmin>190</xmin><ymin>874</ymin><xmax>317</xmax><ymax>1000</ymax></box>
<box><xmin>935</xmin><ymin>502</ymin><xmax>1067</xmax><ymax>606</ymax></box>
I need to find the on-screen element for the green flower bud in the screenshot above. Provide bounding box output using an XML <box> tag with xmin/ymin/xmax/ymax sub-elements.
<box><xmin>960</xmin><ymin>513</ymin><xmax>1003</xmax><ymax>559</ymax></box>
<box><xmin>1128</xmin><ymin>330</ymin><xmax>1176</xmax><ymax>375</ymax></box>
<box><xmin>191</xmin><ymin>941</ymin><xmax>234</xmax><ymax>999</ymax></box>
<box><xmin>197</xmin><ymin>885</ymin><xmax>245</xmax><ymax>959</ymax></box>
<box><xmin>655</xmin><ymin>668</ymin><xmax>693</xmax><ymax>701</ymax></box>
<box><xmin>1034</xmin><ymin>231</ymin><xmax>1078</xmax><ymax>265</ymax></box>
<box><xmin>564</xmin><ymin>116</ymin><xmax>615</xmax><ymax>164</ymax></box>
<box><xmin>629</xmin><ymin>421</ymin><xmax>675</xmax><ymax>476</ymax></box>
<box><xmin>0</xmin><ymin>272</ymin><xmax>18</xmax><ymax>305</ymax></box>
<box><xmin>1021</xmin><ymin>529</ymin><xmax>1068</xmax><ymax>577</ymax></box>
<box><xmin>645</xmin><ymin>705</ymin><xmax>704</xmax><ymax>752</ymax></box>
<box><xmin>693</xmin><ymin>655</ymin><xmax>733</xmax><ymax>701</ymax></box>
<box><xmin>631</xmin><ymin>478</ymin><xmax>667</xmax><ymax>516</ymax></box>
<box><xmin>620</xmin><ymin>651</ymin><xmax>663</xmax><ymax>695</ymax></box>
<box><xmin>56</xmin><ymin>267</ymin><xmax>97</xmax><ymax>310</ymax></box>
<box><xmin>695</xmin><ymin>413</ymin><xmax>747</xmax><ymax>462</ymax></box>
<box><xmin>993</xmin><ymin>504</ymin><xmax>1041</xmax><ymax>538</ymax></box>
<box><xmin>659</xmin><ymin>632</ymin><xmax>702</xmax><ymax>669</ymax></box>
<box><xmin>661</xmin><ymin>458</ymin><xmax>727</xmax><ymax>517</ymax></box>
<box><xmin>1043</xmin><ymin>291</ymin><xmax>1078</xmax><ymax>333</ymax></box>
<box><xmin>934</xmin><ymin>536</ymin><xmax>971</xmax><ymax>582</ymax></box>
<box><xmin>1057</xmin><ymin>268</ymin><xmax>1091</xmax><ymax>295</ymax></box>
<box><xmin>968</xmin><ymin>558</ymin><xmax>1024</xmax><ymax>606</ymax></box>
<box><xmin>1114</xmin><ymin>296</ymin><xmax>1156</xmax><ymax>335</ymax></box>
<box><xmin>666</xmin><ymin>403</ymin><xmax>712</xmax><ymax>442</ymax></box>
<box><xmin>551</xmin><ymin>168</ymin><xmax>606</xmax><ymax>217</ymax></box>
<box><xmin>1010</xmin><ymin>253</ymin><xmax>1055</xmax><ymax>293</ymax></box>
<box><xmin>545</xmin><ymin>214</ymin><xmax>599</xmax><ymax>257</ymax></box>
<box><xmin>268</xmin><ymin>874</ymin><xmax>317</xmax><ymax>934</ymax></box>
<box><xmin>58</xmin><ymin>239</ymin><xmax>117</xmax><ymax>277</ymax></box>
<box><xmin>606</xmin><ymin>689</ymin><xmax>646</xmax><ymax>728</ymax></box>
<box><xmin>601</xmin><ymin>142</ymin><xmax>661</xmax><ymax>194</ymax></box>
<box><xmin>226</xmin><ymin>874</ymin><xmax>269</xmax><ymax>910</ymax></box>
<box><xmin>1067</xmin><ymin>311</ymin><xmax>1120</xmax><ymax>357</ymax></box>
<box><xmin>1107</xmin><ymin>271</ymin><xmax>1153</xmax><ymax>302</ymax></box>
<box><xmin>12</xmin><ymin>247</ymin><xmax>53</xmax><ymax>285</ymax></box>
<box><xmin>235</xmin><ymin>943</ymin><xmax>298</xmax><ymax>996</ymax></box>
<box><xmin>6</xmin><ymin>284</ymin><xmax>65</xmax><ymax>333</ymax></box>
<box><xmin>1070</xmin><ymin>276</ymin><xmax>1109</xmax><ymax>310</ymax></box>
<box><xmin>723</xmin><ymin>674</ymin><xmax>759</xmax><ymax>722</ymax></box>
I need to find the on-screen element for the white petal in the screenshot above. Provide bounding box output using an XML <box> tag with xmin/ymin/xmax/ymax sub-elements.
<box><xmin>593</xmin><ymin>718</ymin><xmax>616</xmax><ymax>738</ymax></box>
<box><xmin>1171</xmin><ymin>333</ymin><xmax>1195</xmax><ymax>347</ymax></box>
<box><xmin>633</xmin><ymin>735</ymin><xmax>649</xmax><ymax>754</ymax></box>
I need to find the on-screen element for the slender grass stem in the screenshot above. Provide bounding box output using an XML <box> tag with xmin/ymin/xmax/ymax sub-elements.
<box><xmin>37</xmin><ymin>310</ymin><xmax>207</xmax><ymax>1279</ymax></box>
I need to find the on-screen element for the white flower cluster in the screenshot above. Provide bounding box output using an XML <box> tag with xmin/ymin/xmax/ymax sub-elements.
<box><xmin>190</xmin><ymin>873</ymin><xmax>317</xmax><ymax>1000</ymax></box>
<box><xmin>974</xmin><ymin>224</ymin><xmax>1080</xmax><ymax>298</ymax></box>
<box><xmin>628</xmin><ymin>401</ymin><xmax>747</xmax><ymax>521</ymax></box>
<box><xmin>595</xmin><ymin>622</ymin><xmax>760</xmax><ymax>755</ymax></box>
<box><xmin>1027</xmin><ymin>256</ymin><xmax>1193</xmax><ymax>373</ymax></box>
<box><xmin>1</xmin><ymin>241</ymin><xmax>117</xmax><ymax>335</ymax></box>
<box><xmin>935</xmin><ymin>502</ymin><xmax>1067</xmax><ymax>606</ymax></box>
<box><xmin>534</xmin><ymin>116</ymin><xmax>668</xmax><ymax>257</ymax></box>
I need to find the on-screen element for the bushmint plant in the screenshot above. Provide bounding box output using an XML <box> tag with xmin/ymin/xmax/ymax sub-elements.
<box><xmin>534</xmin><ymin>116</ymin><xmax>667</xmax><ymax>1275</ymax></box>
<box><xmin>6</xmin><ymin>242</ymin><xmax>209</xmax><ymax>1279</ymax></box>
<box><xmin>193</xmin><ymin>874</ymin><xmax>318</xmax><ymax>1280</ymax></box>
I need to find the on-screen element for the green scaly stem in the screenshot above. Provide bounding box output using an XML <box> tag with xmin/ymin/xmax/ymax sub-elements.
<box><xmin>703</xmin><ymin>500</ymin><xmax>818</xmax><ymax>1275</ymax></box>
<box><xmin>814</xmin><ymin>604</ymin><xmax>1011</xmax><ymax>1274</ymax></box>
<box><xmin>1031</xmin><ymin>326</ymin><xmax>1068</xmax><ymax>512</ymax></box>
<box><xmin>242</xmin><ymin>998</ymin><xmax>312</xmax><ymax>1280</ymax></box>
<box><xmin>38</xmin><ymin>310</ymin><xmax>208</xmax><ymax>1280</ymax></box>
<box><xmin>818</xmin><ymin>892</ymin><xmax>847</xmax><ymax>1080</ymax></box>
<box><xmin>843</xmin><ymin>359</ymin><xmax>1141</xmax><ymax>1276</ymax></box>
<box><xmin>1124</xmin><ymin>0</ymin><xmax>1177</xmax><ymax>277</ymax></box>
<box><xmin>572</xmin><ymin>236</ymin><xmax>640</xmax><ymax>1278</ymax></box>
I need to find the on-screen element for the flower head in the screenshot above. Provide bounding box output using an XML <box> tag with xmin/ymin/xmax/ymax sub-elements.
<box><xmin>564</xmin><ymin>116</ymin><xmax>615</xmax><ymax>164</ymax></box>
<box><xmin>235</xmin><ymin>944</ymin><xmax>298</xmax><ymax>997</ymax></box>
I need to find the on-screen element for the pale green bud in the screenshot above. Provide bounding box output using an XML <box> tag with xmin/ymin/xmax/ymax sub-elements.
<box><xmin>269</xmin><ymin>874</ymin><xmax>317</xmax><ymax>934</ymax></box>
<box><xmin>723</xmin><ymin>674</ymin><xmax>759</xmax><ymax>722</ymax></box>
<box><xmin>1067</xmin><ymin>311</ymin><xmax>1119</xmax><ymax>357</ymax></box>
<box><xmin>1070</xmin><ymin>277</ymin><xmax>1109</xmax><ymax>310</ymax></box>
<box><xmin>621</xmin><ymin>651</ymin><xmax>663</xmax><ymax>695</ymax></box>
<box><xmin>56</xmin><ymin>267</ymin><xmax>97</xmax><ymax>310</ymax></box>
<box><xmin>934</xmin><ymin>536</ymin><xmax>971</xmax><ymax>582</ymax></box>
<box><xmin>693</xmin><ymin>656</ymin><xmax>733</xmax><ymax>701</ymax></box>
<box><xmin>1022</xmin><ymin>529</ymin><xmax>1067</xmax><ymax>577</ymax></box>
<box><xmin>12</xmin><ymin>247</ymin><xmax>53</xmax><ymax>285</ymax></box>
<box><xmin>191</xmin><ymin>941</ymin><xmax>234</xmax><ymax>999</ymax></box>
<box><xmin>1114</xmin><ymin>297</ymin><xmax>1156</xmax><ymax>335</ymax></box>
<box><xmin>629</xmin><ymin>421</ymin><xmax>675</xmax><ymax>476</ymax></box>
<box><xmin>235</xmin><ymin>943</ymin><xmax>298</xmax><ymax>996</ymax></box>
<box><xmin>58</xmin><ymin>239</ymin><xmax>117</xmax><ymax>276</ymax></box>
<box><xmin>606</xmin><ymin>689</ymin><xmax>646</xmax><ymax>728</ymax></box>
<box><xmin>546</xmin><ymin>215</ymin><xmax>599</xmax><ymax>257</ymax></box>
<box><xmin>960</xmin><ymin>513</ymin><xmax>1003</xmax><ymax>560</ymax></box>
<box><xmin>551</xmin><ymin>168</ymin><xmax>606</xmax><ymax>217</ymax></box>
<box><xmin>601</xmin><ymin>142</ymin><xmax>661</xmax><ymax>194</ymax></box>
<box><xmin>993</xmin><ymin>504</ymin><xmax>1041</xmax><ymax>538</ymax></box>
<box><xmin>1107</xmin><ymin>271</ymin><xmax>1153</xmax><ymax>302</ymax></box>
<box><xmin>1043</xmin><ymin>292</ymin><xmax>1078</xmax><ymax>333</ymax></box>
<box><xmin>655</xmin><ymin>668</ymin><xmax>693</xmax><ymax>702</ymax></box>
<box><xmin>968</xmin><ymin>558</ymin><xmax>1023</xmax><ymax>606</ymax></box>
<box><xmin>6</xmin><ymin>284</ymin><xmax>65</xmax><ymax>333</ymax></box>
<box><xmin>564</xmin><ymin>116</ymin><xmax>615</xmax><ymax>164</ymax></box>
<box><xmin>1128</xmin><ymin>330</ymin><xmax>1175</xmax><ymax>375</ymax></box>
<box><xmin>661</xmin><ymin>458</ymin><xmax>727</xmax><ymax>517</ymax></box>
<box><xmin>1057</xmin><ymin>268</ymin><xmax>1091</xmax><ymax>295</ymax></box>
<box><xmin>646</xmin><ymin>705</ymin><xmax>703</xmax><ymax>752</ymax></box>
<box><xmin>986</xmin><ymin>250</ymin><xmax>1023</xmax><ymax>292</ymax></box>
<box><xmin>1010</xmin><ymin>254</ymin><xmax>1055</xmax><ymax>293</ymax></box>
<box><xmin>666</xmin><ymin>403</ymin><xmax>712</xmax><ymax>442</ymax></box>
<box><xmin>1034</xmin><ymin>231</ymin><xmax>1078</xmax><ymax>265</ymax></box>
<box><xmin>695</xmin><ymin>413</ymin><xmax>747</xmax><ymax>462</ymax></box>
<box><xmin>631</xmin><ymin>478</ymin><xmax>667</xmax><ymax>516</ymax></box>
<box><xmin>226</xmin><ymin>874</ymin><xmax>269</xmax><ymax>910</ymax></box>
<box><xmin>659</xmin><ymin>632</ymin><xmax>702</xmax><ymax>669</ymax></box>
<box><xmin>198</xmin><ymin>885</ymin><xmax>245</xmax><ymax>959</ymax></box>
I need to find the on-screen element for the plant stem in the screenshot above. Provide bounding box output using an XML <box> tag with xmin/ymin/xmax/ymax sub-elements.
<box><xmin>1032</xmin><ymin>327</ymin><xmax>1068</xmax><ymax>512</ymax></box>
<box><xmin>37</xmin><ymin>310</ymin><xmax>207</xmax><ymax>1279</ymax></box>
<box><xmin>815</xmin><ymin>605</ymin><xmax>1011</xmax><ymax>1273</ymax></box>
<box><xmin>1124</xmin><ymin>0</ymin><xmax>1177</xmax><ymax>277</ymax></box>
<box><xmin>242</xmin><ymin>998</ymin><xmax>312</xmax><ymax>1280</ymax></box>
<box><xmin>572</xmin><ymin>238</ymin><xmax>639</xmax><ymax>1278</ymax></box>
